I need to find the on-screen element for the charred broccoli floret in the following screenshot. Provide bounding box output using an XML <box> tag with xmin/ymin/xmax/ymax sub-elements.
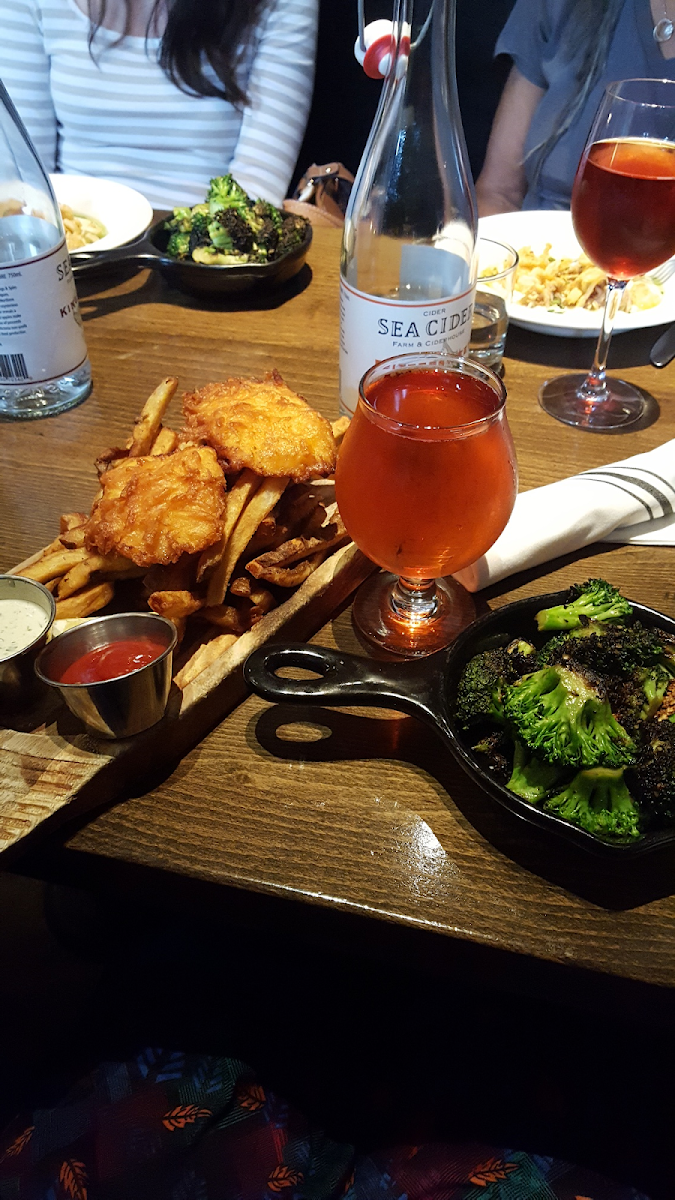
<box><xmin>209</xmin><ymin>208</ymin><xmax>255</xmax><ymax>255</ymax></box>
<box><xmin>544</xmin><ymin>767</ymin><xmax>641</xmax><ymax>840</ymax></box>
<box><xmin>612</xmin><ymin>663</ymin><xmax>675</xmax><ymax>732</ymax></box>
<box><xmin>471</xmin><ymin>728</ymin><xmax>512</xmax><ymax>780</ymax></box>
<box><xmin>506</xmin><ymin>740</ymin><xmax>567</xmax><ymax>803</ymax></box>
<box><xmin>535</xmin><ymin>579</ymin><xmax>632</xmax><ymax>632</ymax></box>
<box><xmin>164</xmin><ymin>206</ymin><xmax>194</xmax><ymax>234</ymax></box>
<box><xmin>278</xmin><ymin>213</ymin><xmax>308</xmax><ymax>255</ymax></box>
<box><xmin>206</xmin><ymin>174</ymin><xmax>250</xmax><ymax>217</ymax></box>
<box><xmin>165</xmin><ymin>230</ymin><xmax>191</xmax><ymax>260</ymax></box>
<box><xmin>455</xmin><ymin>646</ymin><xmax>520</xmax><ymax>729</ymax></box>
<box><xmin>506</xmin><ymin>638</ymin><xmax>537</xmax><ymax>672</ymax></box>
<box><xmin>537</xmin><ymin>620</ymin><xmax>660</xmax><ymax>674</ymax></box>
<box><xmin>626</xmin><ymin>718</ymin><xmax>675</xmax><ymax>828</ymax></box>
<box><xmin>252</xmin><ymin>199</ymin><xmax>283</xmax><ymax>231</ymax></box>
<box><xmin>503</xmin><ymin>664</ymin><xmax>636</xmax><ymax>768</ymax></box>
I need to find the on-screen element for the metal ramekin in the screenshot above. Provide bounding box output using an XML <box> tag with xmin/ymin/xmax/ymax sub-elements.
<box><xmin>0</xmin><ymin>574</ymin><xmax>56</xmax><ymax>710</ymax></box>
<box><xmin>35</xmin><ymin>611</ymin><xmax>177</xmax><ymax>738</ymax></box>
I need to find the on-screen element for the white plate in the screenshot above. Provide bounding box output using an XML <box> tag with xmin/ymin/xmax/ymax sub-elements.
<box><xmin>478</xmin><ymin>210</ymin><xmax>675</xmax><ymax>338</ymax></box>
<box><xmin>50</xmin><ymin>174</ymin><xmax>153</xmax><ymax>253</ymax></box>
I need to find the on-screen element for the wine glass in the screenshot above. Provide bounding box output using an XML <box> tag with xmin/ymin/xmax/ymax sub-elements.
<box><xmin>540</xmin><ymin>77</ymin><xmax>675</xmax><ymax>431</ymax></box>
<box><xmin>334</xmin><ymin>352</ymin><xmax>517</xmax><ymax>657</ymax></box>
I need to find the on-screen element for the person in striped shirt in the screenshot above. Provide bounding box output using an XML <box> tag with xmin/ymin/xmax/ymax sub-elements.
<box><xmin>0</xmin><ymin>0</ymin><xmax>318</xmax><ymax>209</ymax></box>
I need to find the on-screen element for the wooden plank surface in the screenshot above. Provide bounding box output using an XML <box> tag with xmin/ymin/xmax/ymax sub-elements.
<box><xmin>4</xmin><ymin>228</ymin><xmax>675</xmax><ymax>989</ymax></box>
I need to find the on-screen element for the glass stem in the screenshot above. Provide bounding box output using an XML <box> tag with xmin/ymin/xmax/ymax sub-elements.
<box><xmin>579</xmin><ymin>277</ymin><xmax>626</xmax><ymax>403</ymax></box>
<box><xmin>391</xmin><ymin>576</ymin><xmax>439</xmax><ymax>622</ymax></box>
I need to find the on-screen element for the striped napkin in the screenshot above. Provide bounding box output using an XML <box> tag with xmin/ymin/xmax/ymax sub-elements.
<box><xmin>453</xmin><ymin>439</ymin><xmax>675</xmax><ymax>593</ymax></box>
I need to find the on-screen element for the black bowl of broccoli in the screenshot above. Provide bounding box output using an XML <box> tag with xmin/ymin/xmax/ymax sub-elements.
<box><xmin>244</xmin><ymin>580</ymin><xmax>675</xmax><ymax>858</ymax></box>
<box><xmin>70</xmin><ymin>175</ymin><xmax>312</xmax><ymax>299</ymax></box>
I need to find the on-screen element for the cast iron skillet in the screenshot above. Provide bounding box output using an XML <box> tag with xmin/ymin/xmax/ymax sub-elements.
<box><xmin>70</xmin><ymin>218</ymin><xmax>312</xmax><ymax>299</ymax></box>
<box><xmin>243</xmin><ymin>590</ymin><xmax>675</xmax><ymax>860</ymax></box>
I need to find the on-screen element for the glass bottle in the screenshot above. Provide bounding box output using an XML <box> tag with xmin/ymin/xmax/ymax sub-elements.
<box><xmin>339</xmin><ymin>0</ymin><xmax>477</xmax><ymax>418</ymax></box>
<box><xmin>0</xmin><ymin>80</ymin><xmax>90</xmax><ymax>420</ymax></box>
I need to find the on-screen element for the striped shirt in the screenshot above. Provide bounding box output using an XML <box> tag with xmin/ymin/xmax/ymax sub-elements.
<box><xmin>0</xmin><ymin>0</ymin><xmax>318</xmax><ymax>208</ymax></box>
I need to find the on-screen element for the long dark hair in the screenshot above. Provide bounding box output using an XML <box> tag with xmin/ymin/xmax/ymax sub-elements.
<box><xmin>527</xmin><ymin>0</ymin><xmax>624</xmax><ymax>189</ymax></box>
<box><xmin>87</xmin><ymin>0</ymin><xmax>272</xmax><ymax>105</ymax></box>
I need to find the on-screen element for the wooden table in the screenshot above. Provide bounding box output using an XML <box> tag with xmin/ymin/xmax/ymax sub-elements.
<box><xmin>3</xmin><ymin>227</ymin><xmax>675</xmax><ymax>1007</ymax></box>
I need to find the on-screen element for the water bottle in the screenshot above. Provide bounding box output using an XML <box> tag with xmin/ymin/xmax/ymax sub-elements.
<box><xmin>0</xmin><ymin>79</ymin><xmax>90</xmax><ymax>420</ymax></box>
<box><xmin>339</xmin><ymin>0</ymin><xmax>477</xmax><ymax>417</ymax></box>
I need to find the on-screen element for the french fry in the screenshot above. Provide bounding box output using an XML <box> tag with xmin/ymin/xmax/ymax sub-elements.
<box><xmin>94</xmin><ymin>448</ymin><xmax>127</xmax><ymax>477</ymax></box>
<box><xmin>247</xmin><ymin>515</ymin><xmax>347</xmax><ymax>577</ymax></box>
<box><xmin>128</xmin><ymin>377</ymin><xmax>178</xmax><ymax>457</ymax></box>
<box><xmin>241</xmin><ymin>513</ymin><xmax>277</xmax><ymax>558</ymax></box>
<box><xmin>196</xmin><ymin>468</ymin><xmax>260</xmax><ymax>583</ymax></box>
<box><xmin>229</xmin><ymin>574</ymin><xmax>254</xmax><ymax>598</ymax></box>
<box><xmin>150</xmin><ymin>427</ymin><xmax>179</xmax><ymax>456</ymax></box>
<box><xmin>269</xmin><ymin>485</ymin><xmax>323</xmax><ymax>547</ymax></box>
<box><xmin>252</xmin><ymin>551</ymin><xmax>327</xmax><ymax>588</ymax></box>
<box><xmin>331</xmin><ymin>416</ymin><xmax>350</xmax><ymax>447</ymax></box>
<box><xmin>55</xmin><ymin>581</ymin><xmax>115</xmax><ymax>619</ymax></box>
<box><xmin>201</xmin><ymin>603</ymin><xmax>250</xmax><ymax>633</ymax></box>
<box><xmin>56</xmin><ymin>552</ymin><xmax>140</xmax><ymax>599</ymax></box>
<box><xmin>59</xmin><ymin>526</ymin><xmax>87</xmax><ymax>549</ymax></box>
<box><xmin>148</xmin><ymin>590</ymin><xmax>204</xmax><ymax>619</ymax></box>
<box><xmin>22</xmin><ymin>547</ymin><xmax>89</xmax><ymax>584</ymax></box>
<box><xmin>249</xmin><ymin>587</ymin><xmax>276</xmax><ymax>623</ymax></box>
<box><xmin>59</xmin><ymin>512</ymin><xmax>88</xmax><ymax>534</ymax></box>
<box><xmin>173</xmin><ymin>632</ymin><xmax>238</xmax><ymax>689</ymax></box>
<box><xmin>57</xmin><ymin>560</ymin><xmax>94</xmax><ymax>600</ymax></box>
<box><xmin>206</xmin><ymin>475</ymin><xmax>287</xmax><ymax>606</ymax></box>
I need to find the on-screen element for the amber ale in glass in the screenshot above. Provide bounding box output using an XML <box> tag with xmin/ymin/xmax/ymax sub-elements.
<box><xmin>335</xmin><ymin>354</ymin><xmax>517</xmax><ymax>656</ymax></box>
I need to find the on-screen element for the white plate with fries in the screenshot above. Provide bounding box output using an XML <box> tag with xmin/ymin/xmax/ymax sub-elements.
<box><xmin>478</xmin><ymin>210</ymin><xmax>675</xmax><ymax>338</ymax></box>
<box><xmin>50</xmin><ymin>174</ymin><xmax>153</xmax><ymax>254</ymax></box>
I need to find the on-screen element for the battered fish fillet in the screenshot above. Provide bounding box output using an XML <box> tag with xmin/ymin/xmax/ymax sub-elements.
<box><xmin>182</xmin><ymin>370</ymin><xmax>336</xmax><ymax>482</ymax></box>
<box><xmin>85</xmin><ymin>446</ymin><xmax>226</xmax><ymax>567</ymax></box>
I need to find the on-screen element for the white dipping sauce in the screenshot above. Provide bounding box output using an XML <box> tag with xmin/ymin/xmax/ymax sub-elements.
<box><xmin>0</xmin><ymin>596</ymin><xmax>50</xmax><ymax>659</ymax></box>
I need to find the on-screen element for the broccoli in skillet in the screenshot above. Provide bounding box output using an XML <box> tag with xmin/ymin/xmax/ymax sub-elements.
<box><xmin>535</xmin><ymin>579</ymin><xmax>632</xmax><ymax>632</ymax></box>
<box><xmin>503</xmin><ymin>664</ymin><xmax>636</xmax><ymax>769</ymax></box>
<box><xmin>626</xmin><ymin>718</ymin><xmax>675</xmax><ymax>828</ymax></box>
<box><xmin>206</xmin><ymin>174</ymin><xmax>250</xmax><ymax>216</ymax></box>
<box><xmin>165</xmin><ymin>230</ymin><xmax>191</xmax><ymax>260</ymax></box>
<box><xmin>455</xmin><ymin>639</ymin><xmax>535</xmax><ymax>731</ymax></box>
<box><xmin>506</xmin><ymin>740</ymin><xmax>567</xmax><ymax>804</ymax></box>
<box><xmin>537</xmin><ymin>620</ymin><xmax>660</xmax><ymax>674</ymax></box>
<box><xmin>164</xmin><ymin>175</ymin><xmax>309</xmax><ymax>266</ymax></box>
<box><xmin>544</xmin><ymin>767</ymin><xmax>641</xmax><ymax>840</ymax></box>
<box><xmin>455</xmin><ymin>646</ymin><xmax>515</xmax><ymax>730</ymax></box>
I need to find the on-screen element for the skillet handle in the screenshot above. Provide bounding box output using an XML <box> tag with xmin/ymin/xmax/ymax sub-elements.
<box><xmin>243</xmin><ymin>642</ymin><xmax>449</xmax><ymax>729</ymax></box>
<box><xmin>70</xmin><ymin>239</ymin><xmax>165</xmax><ymax>275</ymax></box>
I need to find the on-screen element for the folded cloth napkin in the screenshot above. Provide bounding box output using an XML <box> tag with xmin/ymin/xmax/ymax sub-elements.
<box><xmin>453</xmin><ymin>438</ymin><xmax>675</xmax><ymax>592</ymax></box>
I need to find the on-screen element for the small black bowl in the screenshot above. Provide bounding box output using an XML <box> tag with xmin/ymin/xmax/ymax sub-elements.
<box><xmin>243</xmin><ymin>590</ymin><xmax>675</xmax><ymax>859</ymax></box>
<box><xmin>70</xmin><ymin>218</ymin><xmax>312</xmax><ymax>299</ymax></box>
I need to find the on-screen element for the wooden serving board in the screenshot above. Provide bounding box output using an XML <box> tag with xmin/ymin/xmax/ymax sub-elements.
<box><xmin>0</xmin><ymin>542</ymin><xmax>374</xmax><ymax>862</ymax></box>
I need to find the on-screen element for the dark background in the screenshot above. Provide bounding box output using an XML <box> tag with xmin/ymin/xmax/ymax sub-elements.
<box><xmin>291</xmin><ymin>0</ymin><xmax>516</xmax><ymax>189</ymax></box>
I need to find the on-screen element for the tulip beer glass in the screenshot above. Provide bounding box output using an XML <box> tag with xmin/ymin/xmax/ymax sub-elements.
<box><xmin>335</xmin><ymin>353</ymin><xmax>517</xmax><ymax>656</ymax></box>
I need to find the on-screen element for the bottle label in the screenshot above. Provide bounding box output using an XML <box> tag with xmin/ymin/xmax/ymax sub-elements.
<box><xmin>0</xmin><ymin>239</ymin><xmax>88</xmax><ymax>385</ymax></box>
<box><xmin>339</xmin><ymin>278</ymin><xmax>476</xmax><ymax>418</ymax></box>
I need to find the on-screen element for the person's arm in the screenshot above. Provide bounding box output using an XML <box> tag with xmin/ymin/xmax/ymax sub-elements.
<box><xmin>228</xmin><ymin>0</ymin><xmax>318</xmax><ymax>207</ymax></box>
<box><xmin>0</xmin><ymin>0</ymin><xmax>58</xmax><ymax>172</ymax></box>
<box><xmin>475</xmin><ymin>66</ymin><xmax>545</xmax><ymax>216</ymax></box>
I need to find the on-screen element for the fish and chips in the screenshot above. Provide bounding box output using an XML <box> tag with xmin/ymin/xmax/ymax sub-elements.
<box><xmin>19</xmin><ymin>372</ymin><xmax>348</xmax><ymax>690</ymax></box>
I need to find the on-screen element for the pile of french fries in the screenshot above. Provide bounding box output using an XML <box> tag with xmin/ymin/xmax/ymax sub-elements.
<box><xmin>20</xmin><ymin>378</ymin><xmax>350</xmax><ymax>690</ymax></box>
